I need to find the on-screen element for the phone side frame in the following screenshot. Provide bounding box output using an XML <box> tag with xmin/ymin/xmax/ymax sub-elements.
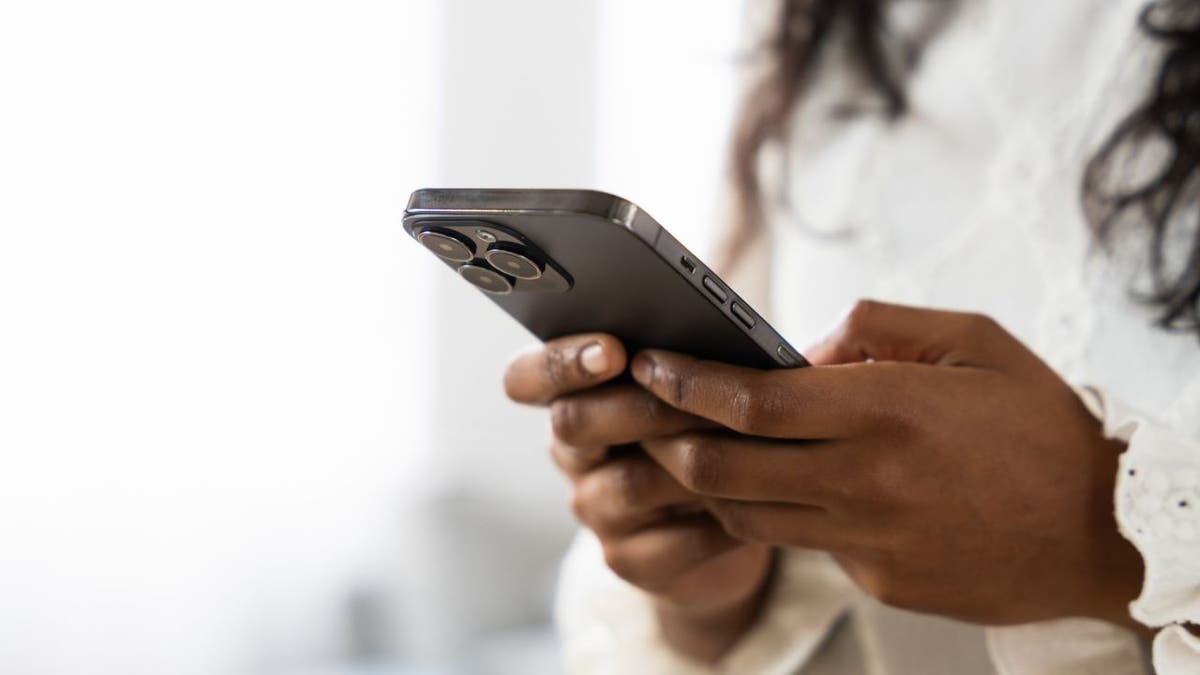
<box><xmin>404</xmin><ymin>188</ymin><xmax>808</xmax><ymax>368</ymax></box>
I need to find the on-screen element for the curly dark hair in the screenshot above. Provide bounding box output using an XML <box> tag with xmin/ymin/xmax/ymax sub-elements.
<box><xmin>728</xmin><ymin>0</ymin><xmax>1200</xmax><ymax>338</ymax></box>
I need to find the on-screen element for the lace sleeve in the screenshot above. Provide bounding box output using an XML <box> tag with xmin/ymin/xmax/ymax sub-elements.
<box><xmin>1078</xmin><ymin>386</ymin><xmax>1200</xmax><ymax>675</ymax></box>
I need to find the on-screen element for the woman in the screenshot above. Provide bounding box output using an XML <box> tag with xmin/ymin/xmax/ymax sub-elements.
<box><xmin>505</xmin><ymin>0</ymin><xmax>1200</xmax><ymax>672</ymax></box>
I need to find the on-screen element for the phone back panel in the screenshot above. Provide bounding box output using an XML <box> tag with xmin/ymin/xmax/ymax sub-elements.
<box><xmin>404</xmin><ymin>189</ymin><xmax>804</xmax><ymax>370</ymax></box>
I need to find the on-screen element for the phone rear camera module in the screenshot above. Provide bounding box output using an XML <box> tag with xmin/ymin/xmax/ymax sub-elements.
<box><xmin>484</xmin><ymin>246</ymin><xmax>543</xmax><ymax>280</ymax></box>
<box><xmin>458</xmin><ymin>262</ymin><xmax>514</xmax><ymax>295</ymax></box>
<box><xmin>417</xmin><ymin>228</ymin><xmax>475</xmax><ymax>263</ymax></box>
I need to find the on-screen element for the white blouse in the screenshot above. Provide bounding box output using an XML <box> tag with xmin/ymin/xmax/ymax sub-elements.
<box><xmin>557</xmin><ymin>0</ymin><xmax>1200</xmax><ymax>672</ymax></box>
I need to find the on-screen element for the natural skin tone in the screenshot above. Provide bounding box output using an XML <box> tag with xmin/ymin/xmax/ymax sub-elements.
<box><xmin>504</xmin><ymin>300</ymin><xmax>1152</xmax><ymax>663</ymax></box>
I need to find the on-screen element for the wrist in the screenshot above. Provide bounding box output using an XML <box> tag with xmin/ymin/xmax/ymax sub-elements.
<box><xmin>1082</xmin><ymin>437</ymin><xmax>1152</xmax><ymax>638</ymax></box>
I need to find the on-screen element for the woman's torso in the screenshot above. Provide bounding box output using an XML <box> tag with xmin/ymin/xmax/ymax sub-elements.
<box><xmin>769</xmin><ymin>0</ymin><xmax>1200</xmax><ymax>437</ymax></box>
<box><xmin>760</xmin><ymin>0</ymin><xmax>1199</xmax><ymax>672</ymax></box>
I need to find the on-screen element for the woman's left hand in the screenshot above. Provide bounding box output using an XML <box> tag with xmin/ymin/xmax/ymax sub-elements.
<box><xmin>634</xmin><ymin>300</ymin><xmax>1145</xmax><ymax>628</ymax></box>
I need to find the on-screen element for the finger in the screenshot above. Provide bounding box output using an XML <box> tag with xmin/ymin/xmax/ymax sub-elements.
<box><xmin>549</xmin><ymin>438</ymin><xmax>610</xmax><ymax>477</ymax></box>
<box><xmin>658</xmin><ymin>542</ymin><xmax>773</xmax><ymax>610</ymax></box>
<box><xmin>550</xmin><ymin>383</ymin><xmax>717</xmax><ymax>447</ymax></box>
<box><xmin>601</xmin><ymin>514</ymin><xmax>742</xmax><ymax>594</ymax></box>
<box><xmin>631</xmin><ymin>349</ymin><xmax>899</xmax><ymax>438</ymax></box>
<box><xmin>705</xmin><ymin>498</ymin><xmax>850</xmax><ymax>552</ymax></box>
<box><xmin>572</xmin><ymin>453</ymin><xmax>700</xmax><ymax>535</ymax></box>
<box><xmin>804</xmin><ymin>299</ymin><xmax>1018</xmax><ymax>368</ymax></box>
<box><xmin>504</xmin><ymin>334</ymin><xmax>627</xmax><ymax>405</ymax></box>
<box><xmin>641</xmin><ymin>432</ymin><xmax>846</xmax><ymax>505</ymax></box>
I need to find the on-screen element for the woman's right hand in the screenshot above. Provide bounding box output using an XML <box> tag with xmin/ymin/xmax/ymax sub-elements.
<box><xmin>503</xmin><ymin>334</ymin><xmax>774</xmax><ymax>662</ymax></box>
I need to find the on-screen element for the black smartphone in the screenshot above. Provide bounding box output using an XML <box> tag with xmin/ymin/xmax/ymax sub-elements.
<box><xmin>403</xmin><ymin>188</ymin><xmax>807</xmax><ymax>370</ymax></box>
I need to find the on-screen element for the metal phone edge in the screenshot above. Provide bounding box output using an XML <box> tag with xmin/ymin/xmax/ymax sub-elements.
<box><xmin>403</xmin><ymin>188</ymin><xmax>807</xmax><ymax>368</ymax></box>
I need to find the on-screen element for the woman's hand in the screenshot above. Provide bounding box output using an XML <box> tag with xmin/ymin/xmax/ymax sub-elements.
<box><xmin>633</xmin><ymin>301</ymin><xmax>1145</xmax><ymax>629</ymax></box>
<box><xmin>503</xmin><ymin>334</ymin><xmax>775</xmax><ymax>662</ymax></box>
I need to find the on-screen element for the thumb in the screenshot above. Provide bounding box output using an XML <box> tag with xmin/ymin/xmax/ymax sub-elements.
<box><xmin>803</xmin><ymin>300</ymin><xmax>1015</xmax><ymax>368</ymax></box>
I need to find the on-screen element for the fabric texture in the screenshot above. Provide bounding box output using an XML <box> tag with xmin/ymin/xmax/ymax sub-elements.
<box><xmin>555</xmin><ymin>531</ymin><xmax>859</xmax><ymax>675</ymax></box>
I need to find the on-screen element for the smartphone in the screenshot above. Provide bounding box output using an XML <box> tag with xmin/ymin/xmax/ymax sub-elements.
<box><xmin>403</xmin><ymin>188</ymin><xmax>807</xmax><ymax>370</ymax></box>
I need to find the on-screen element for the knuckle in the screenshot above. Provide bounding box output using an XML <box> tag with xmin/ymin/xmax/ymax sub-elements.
<box><xmin>644</xmin><ymin>357</ymin><xmax>694</xmax><ymax>412</ymax></box>
<box><xmin>606</xmin><ymin>461</ymin><xmax>649</xmax><ymax>510</ymax></box>
<box><xmin>674</xmin><ymin>436</ymin><xmax>724</xmax><ymax>494</ymax></box>
<box><xmin>855</xmin><ymin>568</ymin><xmax>888</xmax><ymax>599</ymax></box>
<box><xmin>568</xmin><ymin>488</ymin><xmax>591</xmax><ymax>524</ymax></box>
<box><xmin>876</xmin><ymin>581</ymin><xmax>918</xmax><ymax>610</ymax></box>
<box><xmin>543</xmin><ymin>345</ymin><xmax>577</xmax><ymax>389</ymax></box>
<box><xmin>728</xmin><ymin>378</ymin><xmax>783</xmax><ymax>435</ymax></box>
<box><xmin>857</xmin><ymin>376</ymin><xmax>921</xmax><ymax>436</ymax></box>
<box><xmin>727</xmin><ymin>384</ymin><xmax>757</xmax><ymax>434</ymax></box>
<box><xmin>958</xmin><ymin>312</ymin><xmax>1000</xmax><ymax>342</ymax></box>
<box><xmin>848</xmin><ymin>459</ymin><xmax>909</xmax><ymax>517</ymax></box>
<box><xmin>844</xmin><ymin>299</ymin><xmax>883</xmax><ymax>336</ymax></box>
<box><xmin>854</xmin><ymin>567</ymin><xmax>906</xmax><ymax>608</ymax></box>
<box><xmin>872</xmin><ymin>401</ymin><xmax>922</xmax><ymax>438</ymax></box>
<box><xmin>709</xmin><ymin>500</ymin><xmax>762</xmax><ymax>542</ymax></box>
<box><xmin>847</xmin><ymin>554</ymin><xmax>920</xmax><ymax>610</ymax></box>
<box><xmin>602</xmin><ymin>545</ymin><xmax>640</xmax><ymax>584</ymax></box>
<box><xmin>860</xmin><ymin>455</ymin><xmax>905</xmax><ymax>497</ymax></box>
<box><xmin>655</xmin><ymin>360</ymin><xmax>688</xmax><ymax>407</ymax></box>
<box><xmin>603</xmin><ymin>536</ymin><xmax>696</xmax><ymax>594</ymax></box>
<box><xmin>548</xmin><ymin>441</ymin><xmax>570</xmax><ymax>475</ymax></box>
<box><xmin>967</xmin><ymin>311</ymin><xmax>999</xmax><ymax>330</ymax></box>
<box><xmin>550</xmin><ymin>398</ymin><xmax>584</xmax><ymax>443</ymax></box>
<box><xmin>571</xmin><ymin>472</ymin><xmax>609</xmax><ymax>527</ymax></box>
<box><xmin>636</xmin><ymin>390</ymin><xmax>674</xmax><ymax>426</ymax></box>
<box><xmin>552</xmin><ymin>438</ymin><xmax>607</xmax><ymax>476</ymax></box>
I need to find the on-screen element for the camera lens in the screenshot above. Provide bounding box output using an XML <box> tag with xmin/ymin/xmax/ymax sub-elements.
<box><xmin>458</xmin><ymin>262</ymin><xmax>514</xmax><ymax>295</ymax></box>
<box><xmin>484</xmin><ymin>246</ymin><xmax>543</xmax><ymax>280</ymax></box>
<box><xmin>417</xmin><ymin>228</ymin><xmax>475</xmax><ymax>262</ymax></box>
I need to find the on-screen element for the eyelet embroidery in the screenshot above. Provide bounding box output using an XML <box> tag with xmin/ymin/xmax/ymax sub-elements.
<box><xmin>1121</xmin><ymin>464</ymin><xmax>1200</xmax><ymax>545</ymax></box>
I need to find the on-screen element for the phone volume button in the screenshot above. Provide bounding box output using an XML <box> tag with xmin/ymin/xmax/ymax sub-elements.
<box><xmin>702</xmin><ymin>276</ymin><xmax>728</xmax><ymax>303</ymax></box>
<box><xmin>730</xmin><ymin>302</ymin><xmax>756</xmax><ymax>329</ymax></box>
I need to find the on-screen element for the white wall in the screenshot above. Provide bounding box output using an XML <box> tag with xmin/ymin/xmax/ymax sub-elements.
<box><xmin>596</xmin><ymin>0</ymin><xmax>746</xmax><ymax>258</ymax></box>
<box><xmin>0</xmin><ymin>1</ymin><xmax>750</xmax><ymax>672</ymax></box>
<box><xmin>0</xmin><ymin>2</ymin><xmax>439</xmax><ymax>673</ymax></box>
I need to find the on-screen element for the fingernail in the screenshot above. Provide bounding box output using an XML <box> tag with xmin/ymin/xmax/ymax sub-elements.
<box><xmin>579</xmin><ymin>342</ymin><xmax>608</xmax><ymax>375</ymax></box>
<box><xmin>631</xmin><ymin>353</ymin><xmax>654</xmax><ymax>384</ymax></box>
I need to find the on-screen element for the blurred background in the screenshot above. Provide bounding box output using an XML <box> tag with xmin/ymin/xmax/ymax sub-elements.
<box><xmin>0</xmin><ymin>1</ymin><xmax>744</xmax><ymax>673</ymax></box>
